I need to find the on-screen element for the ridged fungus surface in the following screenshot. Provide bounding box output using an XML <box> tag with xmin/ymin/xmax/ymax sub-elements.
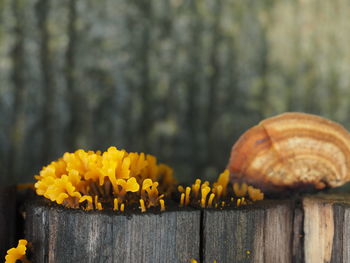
<box><xmin>228</xmin><ymin>112</ymin><xmax>350</xmax><ymax>192</ymax></box>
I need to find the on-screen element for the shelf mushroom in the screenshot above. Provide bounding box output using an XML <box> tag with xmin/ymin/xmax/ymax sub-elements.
<box><xmin>228</xmin><ymin>112</ymin><xmax>350</xmax><ymax>192</ymax></box>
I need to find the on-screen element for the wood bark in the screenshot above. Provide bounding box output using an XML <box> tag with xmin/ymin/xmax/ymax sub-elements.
<box><xmin>25</xmin><ymin>200</ymin><xmax>201</xmax><ymax>263</ymax></box>
<box><xmin>0</xmin><ymin>186</ymin><xmax>16</xmax><ymax>259</ymax></box>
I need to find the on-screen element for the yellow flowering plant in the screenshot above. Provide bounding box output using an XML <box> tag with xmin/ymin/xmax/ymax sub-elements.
<box><xmin>35</xmin><ymin>147</ymin><xmax>176</xmax><ymax>213</ymax></box>
<box><xmin>179</xmin><ymin>169</ymin><xmax>264</xmax><ymax>208</ymax></box>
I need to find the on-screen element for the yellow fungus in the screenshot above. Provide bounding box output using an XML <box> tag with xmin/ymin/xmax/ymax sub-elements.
<box><xmin>213</xmin><ymin>185</ymin><xmax>223</xmax><ymax>201</ymax></box>
<box><xmin>113</xmin><ymin>198</ymin><xmax>119</xmax><ymax>211</ymax></box>
<box><xmin>191</xmin><ymin>259</ymin><xmax>198</xmax><ymax>263</ymax></box>
<box><xmin>216</xmin><ymin>169</ymin><xmax>229</xmax><ymax>195</ymax></box>
<box><xmin>79</xmin><ymin>195</ymin><xmax>93</xmax><ymax>210</ymax></box>
<box><xmin>178</xmin><ymin>185</ymin><xmax>185</xmax><ymax>193</ymax></box>
<box><xmin>120</xmin><ymin>203</ymin><xmax>125</xmax><ymax>212</ymax></box>
<box><xmin>94</xmin><ymin>196</ymin><xmax>103</xmax><ymax>210</ymax></box>
<box><xmin>208</xmin><ymin>193</ymin><xmax>215</xmax><ymax>208</ymax></box>
<box><xmin>201</xmin><ymin>181</ymin><xmax>210</xmax><ymax>189</ymax></box>
<box><xmin>5</xmin><ymin>239</ymin><xmax>29</xmax><ymax>263</ymax></box>
<box><xmin>233</xmin><ymin>183</ymin><xmax>248</xmax><ymax>197</ymax></box>
<box><xmin>201</xmin><ymin>186</ymin><xmax>211</xmax><ymax>208</ymax></box>
<box><xmin>79</xmin><ymin>195</ymin><xmax>92</xmax><ymax>204</ymax></box>
<box><xmin>140</xmin><ymin>199</ymin><xmax>146</xmax><ymax>212</ymax></box>
<box><xmin>178</xmin><ymin>170</ymin><xmax>264</xmax><ymax>208</ymax></box>
<box><xmin>180</xmin><ymin>193</ymin><xmax>185</xmax><ymax>207</ymax></box>
<box><xmin>160</xmin><ymin>199</ymin><xmax>165</xmax><ymax>211</ymax></box>
<box><xmin>34</xmin><ymin>147</ymin><xmax>175</xmax><ymax>212</ymax></box>
<box><xmin>192</xmin><ymin>179</ymin><xmax>201</xmax><ymax>199</ymax></box>
<box><xmin>185</xmin><ymin>187</ymin><xmax>191</xmax><ymax>206</ymax></box>
<box><xmin>247</xmin><ymin>186</ymin><xmax>264</xmax><ymax>201</ymax></box>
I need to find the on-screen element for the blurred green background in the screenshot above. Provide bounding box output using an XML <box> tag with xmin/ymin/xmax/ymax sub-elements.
<box><xmin>1</xmin><ymin>0</ymin><xmax>350</xmax><ymax>185</ymax></box>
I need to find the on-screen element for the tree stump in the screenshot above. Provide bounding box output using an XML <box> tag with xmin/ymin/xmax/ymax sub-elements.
<box><xmin>0</xmin><ymin>186</ymin><xmax>16</xmax><ymax>259</ymax></box>
<box><xmin>25</xmin><ymin>199</ymin><xmax>200</xmax><ymax>263</ymax></box>
<box><xmin>303</xmin><ymin>194</ymin><xmax>350</xmax><ymax>263</ymax></box>
<box><xmin>202</xmin><ymin>200</ymin><xmax>297</xmax><ymax>263</ymax></box>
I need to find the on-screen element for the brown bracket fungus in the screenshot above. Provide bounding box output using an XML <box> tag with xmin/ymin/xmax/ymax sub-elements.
<box><xmin>228</xmin><ymin>112</ymin><xmax>350</xmax><ymax>192</ymax></box>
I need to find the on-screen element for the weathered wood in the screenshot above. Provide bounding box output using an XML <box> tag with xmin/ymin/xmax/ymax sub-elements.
<box><xmin>202</xmin><ymin>200</ymin><xmax>296</xmax><ymax>263</ymax></box>
<box><xmin>25</xmin><ymin>200</ymin><xmax>201</xmax><ymax>263</ymax></box>
<box><xmin>0</xmin><ymin>186</ymin><xmax>16</xmax><ymax>259</ymax></box>
<box><xmin>303</xmin><ymin>194</ymin><xmax>350</xmax><ymax>263</ymax></box>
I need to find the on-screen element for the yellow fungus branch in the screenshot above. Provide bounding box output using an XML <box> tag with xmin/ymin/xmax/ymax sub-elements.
<box><xmin>113</xmin><ymin>198</ymin><xmax>119</xmax><ymax>211</ymax></box>
<box><xmin>5</xmin><ymin>239</ymin><xmax>30</xmax><ymax>263</ymax></box>
<box><xmin>140</xmin><ymin>199</ymin><xmax>146</xmax><ymax>212</ymax></box>
<box><xmin>180</xmin><ymin>193</ymin><xmax>185</xmax><ymax>207</ymax></box>
<box><xmin>207</xmin><ymin>193</ymin><xmax>215</xmax><ymax>208</ymax></box>
<box><xmin>233</xmin><ymin>183</ymin><xmax>248</xmax><ymax>197</ymax></box>
<box><xmin>159</xmin><ymin>199</ymin><xmax>165</xmax><ymax>211</ymax></box>
<box><xmin>201</xmin><ymin>186</ymin><xmax>211</xmax><ymax>208</ymax></box>
<box><xmin>185</xmin><ymin>187</ymin><xmax>191</xmax><ymax>206</ymax></box>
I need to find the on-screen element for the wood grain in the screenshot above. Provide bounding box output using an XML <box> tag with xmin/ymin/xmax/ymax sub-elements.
<box><xmin>25</xmin><ymin>200</ymin><xmax>200</xmax><ymax>263</ymax></box>
<box><xmin>303</xmin><ymin>194</ymin><xmax>350</xmax><ymax>263</ymax></box>
<box><xmin>0</xmin><ymin>186</ymin><xmax>16</xmax><ymax>259</ymax></box>
<box><xmin>202</xmin><ymin>200</ymin><xmax>296</xmax><ymax>263</ymax></box>
<box><xmin>23</xmin><ymin>194</ymin><xmax>350</xmax><ymax>262</ymax></box>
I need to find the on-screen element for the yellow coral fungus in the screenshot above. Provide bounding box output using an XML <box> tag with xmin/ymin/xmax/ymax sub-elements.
<box><xmin>139</xmin><ymin>199</ymin><xmax>146</xmax><ymax>212</ymax></box>
<box><xmin>113</xmin><ymin>198</ymin><xmax>119</xmax><ymax>211</ymax></box>
<box><xmin>185</xmin><ymin>187</ymin><xmax>191</xmax><ymax>206</ymax></box>
<box><xmin>35</xmin><ymin>147</ymin><xmax>175</xmax><ymax>212</ymax></box>
<box><xmin>115</xmin><ymin>177</ymin><xmax>140</xmax><ymax>200</ymax></box>
<box><xmin>233</xmin><ymin>182</ymin><xmax>248</xmax><ymax>197</ymax></box>
<box><xmin>237</xmin><ymin>197</ymin><xmax>246</xmax><ymax>207</ymax></box>
<box><xmin>214</xmin><ymin>169</ymin><xmax>229</xmax><ymax>195</ymax></box>
<box><xmin>180</xmin><ymin>193</ymin><xmax>185</xmax><ymax>207</ymax></box>
<box><xmin>44</xmin><ymin>175</ymin><xmax>82</xmax><ymax>207</ymax></box>
<box><xmin>5</xmin><ymin>239</ymin><xmax>29</xmax><ymax>263</ymax></box>
<box><xmin>79</xmin><ymin>195</ymin><xmax>93</xmax><ymax>210</ymax></box>
<box><xmin>207</xmin><ymin>193</ymin><xmax>215</xmax><ymax>208</ymax></box>
<box><xmin>178</xmin><ymin>170</ymin><xmax>264</xmax><ymax>208</ymax></box>
<box><xmin>247</xmin><ymin>186</ymin><xmax>264</xmax><ymax>201</ymax></box>
<box><xmin>94</xmin><ymin>196</ymin><xmax>103</xmax><ymax>210</ymax></box>
<box><xmin>177</xmin><ymin>185</ymin><xmax>185</xmax><ymax>193</ymax></box>
<box><xmin>159</xmin><ymin>199</ymin><xmax>165</xmax><ymax>211</ymax></box>
<box><xmin>192</xmin><ymin>179</ymin><xmax>201</xmax><ymax>199</ymax></box>
<box><xmin>201</xmin><ymin>186</ymin><xmax>211</xmax><ymax>208</ymax></box>
<box><xmin>142</xmin><ymin>179</ymin><xmax>164</xmax><ymax>208</ymax></box>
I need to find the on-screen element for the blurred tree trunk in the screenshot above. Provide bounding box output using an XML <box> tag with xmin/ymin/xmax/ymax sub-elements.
<box><xmin>1</xmin><ymin>0</ymin><xmax>350</xmax><ymax>184</ymax></box>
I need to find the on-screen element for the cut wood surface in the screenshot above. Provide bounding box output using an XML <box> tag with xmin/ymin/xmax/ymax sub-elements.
<box><xmin>303</xmin><ymin>193</ymin><xmax>350</xmax><ymax>263</ymax></box>
<box><xmin>23</xmin><ymin>194</ymin><xmax>350</xmax><ymax>263</ymax></box>
<box><xmin>202</xmin><ymin>200</ymin><xmax>297</xmax><ymax>263</ymax></box>
<box><xmin>25</xmin><ymin>200</ymin><xmax>200</xmax><ymax>263</ymax></box>
<box><xmin>0</xmin><ymin>186</ymin><xmax>16</xmax><ymax>259</ymax></box>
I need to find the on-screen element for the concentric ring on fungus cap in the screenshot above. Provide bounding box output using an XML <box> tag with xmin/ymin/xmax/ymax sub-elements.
<box><xmin>227</xmin><ymin>112</ymin><xmax>350</xmax><ymax>192</ymax></box>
